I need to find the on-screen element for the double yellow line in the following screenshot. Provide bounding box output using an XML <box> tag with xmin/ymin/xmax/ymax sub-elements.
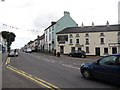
<box><xmin>1</xmin><ymin>57</ymin><xmax>11</xmax><ymax>65</ymax></box>
<box><xmin>5</xmin><ymin>57</ymin><xmax>11</xmax><ymax>65</ymax></box>
<box><xmin>6</xmin><ymin>65</ymin><xmax>60</xmax><ymax>90</ymax></box>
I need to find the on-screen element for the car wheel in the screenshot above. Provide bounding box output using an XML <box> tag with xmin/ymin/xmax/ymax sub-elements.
<box><xmin>69</xmin><ymin>54</ymin><xmax>72</xmax><ymax>57</ymax></box>
<box><xmin>82</xmin><ymin>69</ymin><xmax>92</xmax><ymax>79</ymax></box>
<box><xmin>81</xmin><ymin>55</ymin><xmax>85</xmax><ymax>58</ymax></box>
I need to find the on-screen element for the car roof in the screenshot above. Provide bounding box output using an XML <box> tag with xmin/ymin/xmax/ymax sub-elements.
<box><xmin>109</xmin><ymin>54</ymin><xmax>120</xmax><ymax>56</ymax></box>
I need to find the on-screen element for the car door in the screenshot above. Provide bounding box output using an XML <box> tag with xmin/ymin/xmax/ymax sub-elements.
<box><xmin>92</xmin><ymin>55</ymin><xmax>120</xmax><ymax>83</ymax></box>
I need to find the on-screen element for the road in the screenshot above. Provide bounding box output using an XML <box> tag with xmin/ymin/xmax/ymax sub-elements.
<box><xmin>2</xmin><ymin>52</ymin><xmax>120</xmax><ymax>89</ymax></box>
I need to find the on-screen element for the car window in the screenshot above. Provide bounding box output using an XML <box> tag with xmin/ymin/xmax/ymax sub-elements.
<box><xmin>99</xmin><ymin>56</ymin><xmax>118</xmax><ymax>65</ymax></box>
<box><xmin>116</xmin><ymin>56</ymin><xmax>120</xmax><ymax>65</ymax></box>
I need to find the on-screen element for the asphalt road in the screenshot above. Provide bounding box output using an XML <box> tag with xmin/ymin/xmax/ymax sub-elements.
<box><xmin>2</xmin><ymin>52</ymin><xmax>120</xmax><ymax>89</ymax></box>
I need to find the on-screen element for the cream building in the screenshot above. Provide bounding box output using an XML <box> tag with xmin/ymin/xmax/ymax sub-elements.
<box><xmin>56</xmin><ymin>24</ymin><xmax>120</xmax><ymax>56</ymax></box>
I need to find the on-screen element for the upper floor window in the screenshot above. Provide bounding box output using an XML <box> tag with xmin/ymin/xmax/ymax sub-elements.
<box><xmin>52</xmin><ymin>26</ymin><xmax>54</xmax><ymax>31</ymax></box>
<box><xmin>69</xmin><ymin>34</ymin><xmax>73</xmax><ymax>37</ymax></box>
<box><xmin>76</xmin><ymin>39</ymin><xmax>79</xmax><ymax>44</ymax></box>
<box><xmin>49</xmin><ymin>28</ymin><xmax>51</xmax><ymax>32</ymax></box>
<box><xmin>85</xmin><ymin>33</ymin><xmax>89</xmax><ymax>37</ymax></box>
<box><xmin>46</xmin><ymin>31</ymin><xmax>47</xmax><ymax>34</ymax></box>
<box><xmin>100</xmin><ymin>33</ymin><xmax>104</xmax><ymax>36</ymax></box>
<box><xmin>49</xmin><ymin>34</ymin><xmax>51</xmax><ymax>41</ymax></box>
<box><xmin>86</xmin><ymin>38</ymin><xmax>89</xmax><ymax>45</ymax></box>
<box><xmin>76</xmin><ymin>34</ymin><xmax>79</xmax><ymax>37</ymax></box>
<box><xmin>46</xmin><ymin>36</ymin><xmax>47</xmax><ymax>42</ymax></box>
<box><xmin>70</xmin><ymin>39</ymin><xmax>73</xmax><ymax>44</ymax></box>
<box><xmin>100</xmin><ymin>38</ymin><xmax>104</xmax><ymax>44</ymax></box>
<box><xmin>118</xmin><ymin>32</ymin><xmax>120</xmax><ymax>36</ymax></box>
<box><xmin>118</xmin><ymin>37</ymin><xmax>120</xmax><ymax>43</ymax></box>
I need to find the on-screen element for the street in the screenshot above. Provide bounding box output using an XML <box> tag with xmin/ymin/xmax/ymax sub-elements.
<box><xmin>2</xmin><ymin>52</ymin><xmax>120</xmax><ymax>89</ymax></box>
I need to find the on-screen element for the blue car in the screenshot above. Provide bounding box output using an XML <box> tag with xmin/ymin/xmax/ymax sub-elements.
<box><xmin>80</xmin><ymin>54</ymin><xmax>120</xmax><ymax>85</ymax></box>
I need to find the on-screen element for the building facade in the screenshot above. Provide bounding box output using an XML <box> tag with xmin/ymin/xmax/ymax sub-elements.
<box><xmin>44</xmin><ymin>11</ymin><xmax>78</xmax><ymax>53</ymax></box>
<box><xmin>56</xmin><ymin>24</ymin><xmax>120</xmax><ymax>56</ymax></box>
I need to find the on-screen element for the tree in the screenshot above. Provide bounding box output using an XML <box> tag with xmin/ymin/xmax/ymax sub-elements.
<box><xmin>1</xmin><ymin>31</ymin><xmax>16</xmax><ymax>52</ymax></box>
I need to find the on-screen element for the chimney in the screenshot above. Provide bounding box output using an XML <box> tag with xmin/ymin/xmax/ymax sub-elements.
<box><xmin>92</xmin><ymin>22</ymin><xmax>94</xmax><ymax>27</ymax></box>
<box><xmin>106</xmin><ymin>21</ymin><xmax>109</xmax><ymax>27</ymax></box>
<box><xmin>81</xmin><ymin>22</ymin><xmax>84</xmax><ymax>28</ymax></box>
<box><xmin>64</xmin><ymin>11</ymin><xmax>70</xmax><ymax>17</ymax></box>
<box><xmin>51</xmin><ymin>21</ymin><xmax>56</xmax><ymax>25</ymax></box>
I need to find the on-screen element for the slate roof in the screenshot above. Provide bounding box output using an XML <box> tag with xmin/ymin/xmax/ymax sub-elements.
<box><xmin>56</xmin><ymin>24</ymin><xmax>120</xmax><ymax>34</ymax></box>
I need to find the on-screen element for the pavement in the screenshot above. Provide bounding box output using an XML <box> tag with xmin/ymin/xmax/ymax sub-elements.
<box><xmin>35</xmin><ymin>52</ymin><xmax>101</xmax><ymax>61</ymax></box>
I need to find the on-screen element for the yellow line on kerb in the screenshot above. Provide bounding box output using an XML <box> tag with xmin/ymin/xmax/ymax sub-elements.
<box><xmin>6</xmin><ymin>65</ymin><xmax>60</xmax><ymax>90</ymax></box>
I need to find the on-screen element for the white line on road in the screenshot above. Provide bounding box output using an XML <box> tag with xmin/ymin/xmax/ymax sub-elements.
<box><xmin>62</xmin><ymin>64</ymin><xmax>79</xmax><ymax>70</ymax></box>
<box><xmin>44</xmin><ymin>59</ymin><xmax>55</xmax><ymax>63</ymax></box>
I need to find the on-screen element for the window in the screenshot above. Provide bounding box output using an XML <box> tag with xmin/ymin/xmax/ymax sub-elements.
<box><xmin>70</xmin><ymin>39</ymin><xmax>73</xmax><ymax>44</ymax></box>
<box><xmin>104</xmin><ymin>48</ymin><xmax>108</xmax><ymax>54</ymax></box>
<box><xmin>49</xmin><ymin>28</ymin><xmax>51</xmax><ymax>32</ymax></box>
<box><xmin>46</xmin><ymin>35</ymin><xmax>47</xmax><ymax>42</ymax></box>
<box><xmin>100</xmin><ymin>38</ymin><xmax>104</xmax><ymax>44</ymax></box>
<box><xmin>76</xmin><ymin>34</ymin><xmax>79</xmax><ymax>37</ymax></box>
<box><xmin>99</xmin><ymin>56</ymin><xmax>118</xmax><ymax>65</ymax></box>
<box><xmin>49</xmin><ymin>34</ymin><xmax>51</xmax><ymax>41</ymax></box>
<box><xmin>100</xmin><ymin>33</ymin><xmax>104</xmax><ymax>36</ymax></box>
<box><xmin>76</xmin><ymin>39</ymin><xmax>79</xmax><ymax>44</ymax></box>
<box><xmin>70</xmin><ymin>34</ymin><xmax>73</xmax><ymax>37</ymax></box>
<box><xmin>52</xmin><ymin>26</ymin><xmax>54</xmax><ymax>31</ymax></box>
<box><xmin>86</xmin><ymin>47</ymin><xmax>89</xmax><ymax>53</ymax></box>
<box><xmin>118</xmin><ymin>37</ymin><xmax>120</xmax><ymax>43</ymax></box>
<box><xmin>85</xmin><ymin>33</ymin><xmax>89</xmax><ymax>37</ymax></box>
<box><xmin>78</xmin><ymin>48</ymin><xmax>81</xmax><ymax>51</ymax></box>
<box><xmin>118</xmin><ymin>32</ymin><xmax>120</xmax><ymax>36</ymax></box>
<box><xmin>86</xmin><ymin>38</ymin><xmax>89</xmax><ymax>45</ymax></box>
<box><xmin>71</xmin><ymin>47</ymin><xmax>75</xmax><ymax>52</ymax></box>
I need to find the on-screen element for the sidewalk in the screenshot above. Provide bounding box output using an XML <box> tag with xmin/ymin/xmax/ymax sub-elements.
<box><xmin>2</xmin><ymin>52</ymin><xmax>8</xmax><ymax>62</ymax></box>
<box><xmin>35</xmin><ymin>52</ymin><xmax>101</xmax><ymax>61</ymax></box>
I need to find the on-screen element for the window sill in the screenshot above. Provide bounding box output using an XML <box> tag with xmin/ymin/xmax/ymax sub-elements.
<box><xmin>69</xmin><ymin>44</ymin><xmax>73</xmax><ymax>45</ymax></box>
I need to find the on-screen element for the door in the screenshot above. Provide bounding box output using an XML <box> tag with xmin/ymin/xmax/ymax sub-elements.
<box><xmin>95</xmin><ymin>47</ymin><xmax>100</xmax><ymax>56</ymax></box>
<box><xmin>112</xmin><ymin>47</ymin><xmax>117</xmax><ymax>54</ymax></box>
<box><xmin>93</xmin><ymin>55</ymin><xmax>120</xmax><ymax>83</ymax></box>
<box><xmin>60</xmin><ymin>46</ymin><xmax>64</xmax><ymax>54</ymax></box>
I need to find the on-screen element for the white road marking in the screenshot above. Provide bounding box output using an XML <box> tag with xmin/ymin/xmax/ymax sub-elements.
<box><xmin>44</xmin><ymin>59</ymin><xmax>55</xmax><ymax>63</ymax></box>
<box><xmin>62</xmin><ymin>64</ymin><xmax>79</xmax><ymax>70</ymax></box>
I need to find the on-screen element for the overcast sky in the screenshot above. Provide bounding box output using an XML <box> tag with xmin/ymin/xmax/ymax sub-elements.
<box><xmin>0</xmin><ymin>0</ymin><xmax>119</xmax><ymax>49</ymax></box>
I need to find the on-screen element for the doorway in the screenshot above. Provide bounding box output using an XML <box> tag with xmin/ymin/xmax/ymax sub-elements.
<box><xmin>60</xmin><ymin>46</ymin><xmax>64</xmax><ymax>54</ymax></box>
<box><xmin>95</xmin><ymin>47</ymin><xmax>100</xmax><ymax>56</ymax></box>
<box><xmin>112</xmin><ymin>47</ymin><xmax>117</xmax><ymax>54</ymax></box>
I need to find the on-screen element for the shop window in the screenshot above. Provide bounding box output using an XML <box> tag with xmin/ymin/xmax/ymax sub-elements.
<box><xmin>104</xmin><ymin>48</ymin><xmax>108</xmax><ymax>54</ymax></box>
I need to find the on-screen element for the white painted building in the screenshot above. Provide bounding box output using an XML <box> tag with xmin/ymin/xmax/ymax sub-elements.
<box><xmin>44</xmin><ymin>11</ymin><xmax>78</xmax><ymax>53</ymax></box>
<box><xmin>56</xmin><ymin>23</ymin><xmax>120</xmax><ymax>56</ymax></box>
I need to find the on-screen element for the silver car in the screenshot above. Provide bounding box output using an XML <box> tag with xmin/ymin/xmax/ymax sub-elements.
<box><xmin>8</xmin><ymin>49</ymin><xmax>18</xmax><ymax>57</ymax></box>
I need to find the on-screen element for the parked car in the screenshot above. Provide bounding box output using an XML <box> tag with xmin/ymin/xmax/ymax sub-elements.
<box><xmin>68</xmin><ymin>50</ymin><xmax>86</xmax><ymax>58</ymax></box>
<box><xmin>80</xmin><ymin>54</ymin><xmax>120</xmax><ymax>85</ymax></box>
<box><xmin>8</xmin><ymin>49</ymin><xmax>18</xmax><ymax>57</ymax></box>
<box><xmin>26</xmin><ymin>48</ymin><xmax>32</xmax><ymax>53</ymax></box>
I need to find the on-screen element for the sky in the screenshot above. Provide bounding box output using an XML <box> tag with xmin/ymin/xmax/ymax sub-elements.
<box><xmin>0</xmin><ymin>0</ymin><xmax>119</xmax><ymax>49</ymax></box>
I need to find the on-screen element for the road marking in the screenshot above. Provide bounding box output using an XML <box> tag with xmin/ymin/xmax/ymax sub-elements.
<box><xmin>4</xmin><ymin>57</ymin><xmax>11</xmax><ymax>65</ymax></box>
<box><xmin>44</xmin><ymin>59</ymin><xmax>55</xmax><ymax>63</ymax></box>
<box><xmin>44</xmin><ymin>59</ymin><xmax>51</xmax><ymax>62</ymax></box>
<box><xmin>6</xmin><ymin>65</ymin><xmax>60</xmax><ymax>90</ymax></box>
<box><xmin>62</xmin><ymin>64</ymin><xmax>79</xmax><ymax>70</ymax></box>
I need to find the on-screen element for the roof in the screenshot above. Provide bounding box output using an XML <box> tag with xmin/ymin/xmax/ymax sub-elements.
<box><xmin>44</xmin><ymin>22</ymin><xmax>56</xmax><ymax>31</ymax></box>
<box><xmin>56</xmin><ymin>24</ymin><xmax>120</xmax><ymax>34</ymax></box>
<box><xmin>37</xmin><ymin>34</ymin><xmax>45</xmax><ymax>40</ymax></box>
